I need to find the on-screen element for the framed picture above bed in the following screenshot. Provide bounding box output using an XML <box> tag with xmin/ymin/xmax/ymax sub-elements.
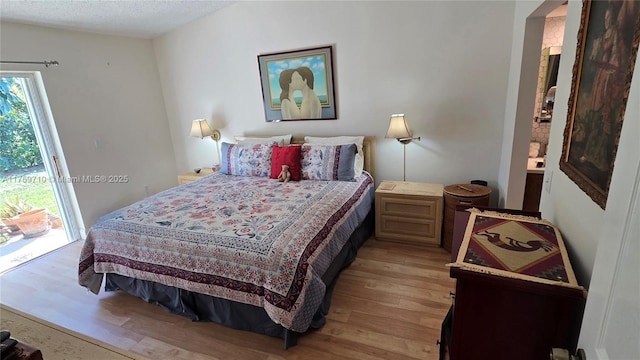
<box><xmin>257</xmin><ymin>45</ymin><xmax>337</xmax><ymax>122</ymax></box>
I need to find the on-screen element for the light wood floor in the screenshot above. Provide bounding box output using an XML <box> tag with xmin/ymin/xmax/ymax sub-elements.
<box><xmin>0</xmin><ymin>237</ymin><xmax>456</xmax><ymax>360</ymax></box>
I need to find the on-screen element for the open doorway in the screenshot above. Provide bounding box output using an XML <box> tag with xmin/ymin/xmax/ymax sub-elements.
<box><xmin>0</xmin><ymin>72</ymin><xmax>83</xmax><ymax>273</ymax></box>
<box><xmin>523</xmin><ymin>4</ymin><xmax>567</xmax><ymax>212</ymax></box>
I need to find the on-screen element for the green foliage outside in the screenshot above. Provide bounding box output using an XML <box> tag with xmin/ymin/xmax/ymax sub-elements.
<box><xmin>0</xmin><ymin>168</ymin><xmax>60</xmax><ymax>217</ymax></box>
<box><xmin>0</xmin><ymin>78</ymin><xmax>44</xmax><ymax>172</ymax></box>
<box><xmin>0</xmin><ymin>77</ymin><xmax>20</xmax><ymax>115</ymax></box>
<box><xmin>0</xmin><ymin>195</ymin><xmax>34</xmax><ymax>218</ymax></box>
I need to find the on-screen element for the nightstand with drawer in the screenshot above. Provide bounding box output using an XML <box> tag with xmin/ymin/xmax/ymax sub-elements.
<box><xmin>375</xmin><ymin>181</ymin><xmax>444</xmax><ymax>246</ymax></box>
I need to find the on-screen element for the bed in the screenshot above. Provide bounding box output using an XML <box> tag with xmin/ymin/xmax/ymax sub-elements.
<box><xmin>78</xmin><ymin>136</ymin><xmax>376</xmax><ymax>348</ymax></box>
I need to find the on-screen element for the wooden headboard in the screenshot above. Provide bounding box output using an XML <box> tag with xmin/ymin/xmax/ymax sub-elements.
<box><xmin>290</xmin><ymin>136</ymin><xmax>376</xmax><ymax>180</ymax></box>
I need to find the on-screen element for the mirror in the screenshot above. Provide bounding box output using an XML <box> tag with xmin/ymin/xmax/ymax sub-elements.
<box><xmin>536</xmin><ymin>46</ymin><xmax>561</xmax><ymax>122</ymax></box>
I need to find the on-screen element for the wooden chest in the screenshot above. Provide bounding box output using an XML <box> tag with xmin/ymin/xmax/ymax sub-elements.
<box><xmin>441</xmin><ymin>209</ymin><xmax>586</xmax><ymax>360</ymax></box>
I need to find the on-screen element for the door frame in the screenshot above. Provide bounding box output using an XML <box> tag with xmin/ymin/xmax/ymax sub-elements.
<box><xmin>577</xmin><ymin>159</ymin><xmax>640</xmax><ymax>359</ymax></box>
<box><xmin>2</xmin><ymin>71</ymin><xmax>85</xmax><ymax>241</ymax></box>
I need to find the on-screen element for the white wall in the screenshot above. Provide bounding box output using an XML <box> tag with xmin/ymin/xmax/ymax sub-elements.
<box><xmin>154</xmin><ymin>1</ymin><xmax>516</xmax><ymax>203</ymax></box>
<box><xmin>0</xmin><ymin>22</ymin><xmax>177</xmax><ymax>229</ymax></box>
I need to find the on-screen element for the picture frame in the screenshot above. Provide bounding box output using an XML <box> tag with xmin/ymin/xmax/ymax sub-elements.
<box><xmin>257</xmin><ymin>45</ymin><xmax>337</xmax><ymax>122</ymax></box>
<box><xmin>560</xmin><ymin>0</ymin><xmax>640</xmax><ymax>209</ymax></box>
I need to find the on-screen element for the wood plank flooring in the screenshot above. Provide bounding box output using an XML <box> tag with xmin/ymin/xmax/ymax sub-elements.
<box><xmin>0</xmin><ymin>237</ymin><xmax>455</xmax><ymax>360</ymax></box>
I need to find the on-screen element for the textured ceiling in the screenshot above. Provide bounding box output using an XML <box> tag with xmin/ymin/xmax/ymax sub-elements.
<box><xmin>0</xmin><ymin>1</ymin><xmax>568</xmax><ymax>39</ymax></box>
<box><xmin>0</xmin><ymin>0</ymin><xmax>235</xmax><ymax>39</ymax></box>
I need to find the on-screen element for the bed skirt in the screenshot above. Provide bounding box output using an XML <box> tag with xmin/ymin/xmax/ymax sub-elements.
<box><xmin>104</xmin><ymin>210</ymin><xmax>374</xmax><ymax>349</ymax></box>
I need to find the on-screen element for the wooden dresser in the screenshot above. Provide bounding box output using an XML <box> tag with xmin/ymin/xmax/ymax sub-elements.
<box><xmin>375</xmin><ymin>181</ymin><xmax>443</xmax><ymax>246</ymax></box>
<box><xmin>442</xmin><ymin>184</ymin><xmax>491</xmax><ymax>252</ymax></box>
<box><xmin>439</xmin><ymin>207</ymin><xmax>586</xmax><ymax>360</ymax></box>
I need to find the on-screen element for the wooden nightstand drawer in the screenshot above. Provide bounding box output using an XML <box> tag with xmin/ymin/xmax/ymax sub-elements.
<box><xmin>378</xmin><ymin>195</ymin><xmax>439</xmax><ymax>219</ymax></box>
<box><xmin>375</xmin><ymin>181</ymin><xmax>444</xmax><ymax>247</ymax></box>
<box><xmin>377</xmin><ymin>215</ymin><xmax>439</xmax><ymax>244</ymax></box>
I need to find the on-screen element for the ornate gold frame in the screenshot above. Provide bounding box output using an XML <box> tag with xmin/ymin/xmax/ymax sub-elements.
<box><xmin>560</xmin><ymin>0</ymin><xmax>640</xmax><ymax>209</ymax></box>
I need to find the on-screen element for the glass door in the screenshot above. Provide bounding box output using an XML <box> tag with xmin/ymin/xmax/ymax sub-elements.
<box><xmin>0</xmin><ymin>72</ymin><xmax>83</xmax><ymax>273</ymax></box>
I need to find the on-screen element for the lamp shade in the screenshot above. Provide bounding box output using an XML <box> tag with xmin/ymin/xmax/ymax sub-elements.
<box><xmin>385</xmin><ymin>114</ymin><xmax>413</xmax><ymax>139</ymax></box>
<box><xmin>190</xmin><ymin>119</ymin><xmax>214</xmax><ymax>138</ymax></box>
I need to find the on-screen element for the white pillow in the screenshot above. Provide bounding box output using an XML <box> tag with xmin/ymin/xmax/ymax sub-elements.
<box><xmin>304</xmin><ymin>136</ymin><xmax>365</xmax><ymax>177</ymax></box>
<box><xmin>235</xmin><ymin>134</ymin><xmax>292</xmax><ymax>147</ymax></box>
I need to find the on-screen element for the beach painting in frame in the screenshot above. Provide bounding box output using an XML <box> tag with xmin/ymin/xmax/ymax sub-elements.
<box><xmin>560</xmin><ymin>0</ymin><xmax>640</xmax><ymax>209</ymax></box>
<box><xmin>258</xmin><ymin>45</ymin><xmax>337</xmax><ymax>122</ymax></box>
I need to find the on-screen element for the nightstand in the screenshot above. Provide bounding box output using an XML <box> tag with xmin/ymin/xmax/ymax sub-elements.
<box><xmin>178</xmin><ymin>169</ymin><xmax>213</xmax><ymax>185</ymax></box>
<box><xmin>375</xmin><ymin>181</ymin><xmax>444</xmax><ymax>246</ymax></box>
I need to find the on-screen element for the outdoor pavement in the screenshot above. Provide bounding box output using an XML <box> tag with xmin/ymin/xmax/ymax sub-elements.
<box><xmin>0</xmin><ymin>227</ymin><xmax>70</xmax><ymax>274</ymax></box>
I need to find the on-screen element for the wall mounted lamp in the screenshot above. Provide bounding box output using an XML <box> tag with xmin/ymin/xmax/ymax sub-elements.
<box><xmin>190</xmin><ymin>118</ymin><xmax>221</xmax><ymax>165</ymax></box>
<box><xmin>384</xmin><ymin>113</ymin><xmax>420</xmax><ymax>181</ymax></box>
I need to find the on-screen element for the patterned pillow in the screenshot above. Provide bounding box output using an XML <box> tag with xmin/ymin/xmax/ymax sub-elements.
<box><xmin>301</xmin><ymin>143</ymin><xmax>357</xmax><ymax>181</ymax></box>
<box><xmin>220</xmin><ymin>141</ymin><xmax>277</xmax><ymax>177</ymax></box>
<box><xmin>270</xmin><ymin>145</ymin><xmax>302</xmax><ymax>181</ymax></box>
<box><xmin>304</xmin><ymin>136</ymin><xmax>365</xmax><ymax>177</ymax></box>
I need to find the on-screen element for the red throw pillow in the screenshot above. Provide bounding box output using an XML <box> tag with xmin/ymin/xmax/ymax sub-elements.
<box><xmin>270</xmin><ymin>145</ymin><xmax>302</xmax><ymax>181</ymax></box>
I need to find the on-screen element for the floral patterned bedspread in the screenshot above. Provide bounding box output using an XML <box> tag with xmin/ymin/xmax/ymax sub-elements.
<box><xmin>79</xmin><ymin>172</ymin><xmax>374</xmax><ymax>332</ymax></box>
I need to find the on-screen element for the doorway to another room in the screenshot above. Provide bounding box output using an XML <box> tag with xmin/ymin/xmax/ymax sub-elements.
<box><xmin>523</xmin><ymin>4</ymin><xmax>567</xmax><ymax>212</ymax></box>
<box><xmin>0</xmin><ymin>73</ymin><xmax>83</xmax><ymax>273</ymax></box>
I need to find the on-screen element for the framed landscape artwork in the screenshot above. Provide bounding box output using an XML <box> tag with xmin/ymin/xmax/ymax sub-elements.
<box><xmin>560</xmin><ymin>0</ymin><xmax>640</xmax><ymax>209</ymax></box>
<box><xmin>257</xmin><ymin>45</ymin><xmax>337</xmax><ymax>122</ymax></box>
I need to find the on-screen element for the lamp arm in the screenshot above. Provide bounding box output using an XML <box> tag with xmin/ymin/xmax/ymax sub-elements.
<box><xmin>209</xmin><ymin>130</ymin><xmax>222</xmax><ymax>165</ymax></box>
<box><xmin>397</xmin><ymin>136</ymin><xmax>421</xmax><ymax>145</ymax></box>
